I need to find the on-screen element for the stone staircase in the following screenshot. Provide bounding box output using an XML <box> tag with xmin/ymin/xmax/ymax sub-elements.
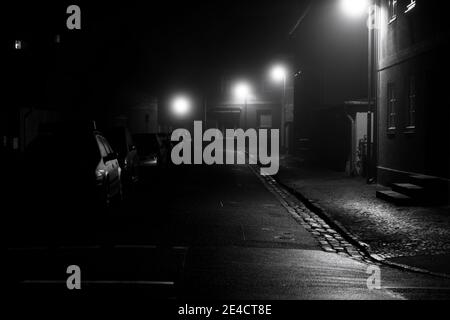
<box><xmin>377</xmin><ymin>174</ymin><xmax>449</xmax><ymax>206</ymax></box>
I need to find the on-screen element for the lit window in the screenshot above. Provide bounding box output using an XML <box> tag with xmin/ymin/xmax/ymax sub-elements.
<box><xmin>405</xmin><ymin>0</ymin><xmax>416</xmax><ymax>13</ymax></box>
<box><xmin>14</xmin><ymin>40</ymin><xmax>22</xmax><ymax>50</ymax></box>
<box><xmin>407</xmin><ymin>77</ymin><xmax>416</xmax><ymax>129</ymax></box>
<box><xmin>388</xmin><ymin>0</ymin><xmax>397</xmax><ymax>22</ymax></box>
<box><xmin>387</xmin><ymin>83</ymin><xmax>397</xmax><ymax>131</ymax></box>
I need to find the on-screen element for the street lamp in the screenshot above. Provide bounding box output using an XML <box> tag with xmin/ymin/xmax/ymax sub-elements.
<box><xmin>270</xmin><ymin>64</ymin><xmax>288</xmax><ymax>102</ymax></box>
<box><xmin>290</xmin><ymin>0</ymin><xmax>375</xmax><ymax>182</ymax></box>
<box><xmin>340</xmin><ymin>0</ymin><xmax>369</xmax><ymax>18</ymax></box>
<box><xmin>340</xmin><ymin>0</ymin><xmax>375</xmax><ymax>183</ymax></box>
<box><xmin>172</xmin><ymin>95</ymin><xmax>191</xmax><ymax>117</ymax></box>
<box><xmin>234</xmin><ymin>82</ymin><xmax>251</xmax><ymax>100</ymax></box>
<box><xmin>270</xmin><ymin>64</ymin><xmax>288</xmax><ymax>153</ymax></box>
<box><xmin>270</xmin><ymin>65</ymin><xmax>287</xmax><ymax>84</ymax></box>
<box><xmin>233</xmin><ymin>82</ymin><xmax>252</xmax><ymax>129</ymax></box>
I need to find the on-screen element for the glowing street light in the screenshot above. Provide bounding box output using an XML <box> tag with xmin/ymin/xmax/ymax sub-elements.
<box><xmin>269</xmin><ymin>64</ymin><xmax>288</xmax><ymax>110</ymax></box>
<box><xmin>269</xmin><ymin>64</ymin><xmax>289</xmax><ymax>153</ymax></box>
<box><xmin>233</xmin><ymin>82</ymin><xmax>251</xmax><ymax>100</ymax></box>
<box><xmin>172</xmin><ymin>95</ymin><xmax>191</xmax><ymax>117</ymax></box>
<box><xmin>270</xmin><ymin>65</ymin><xmax>287</xmax><ymax>83</ymax></box>
<box><xmin>233</xmin><ymin>81</ymin><xmax>252</xmax><ymax>129</ymax></box>
<box><xmin>340</xmin><ymin>0</ymin><xmax>369</xmax><ymax>18</ymax></box>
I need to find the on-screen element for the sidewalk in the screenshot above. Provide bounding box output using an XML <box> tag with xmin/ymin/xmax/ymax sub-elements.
<box><xmin>276</xmin><ymin>155</ymin><xmax>450</xmax><ymax>276</ymax></box>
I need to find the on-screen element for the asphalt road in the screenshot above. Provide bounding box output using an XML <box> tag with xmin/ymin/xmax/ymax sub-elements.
<box><xmin>7</xmin><ymin>162</ymin><xmax>450</xmax><ymax>299</ymax></box>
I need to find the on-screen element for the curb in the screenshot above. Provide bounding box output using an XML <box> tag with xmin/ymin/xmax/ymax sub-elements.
<box><xmin>274</xmin><ymin>175</ymin><xmax>450</xmax><ymax>280</ymax></box>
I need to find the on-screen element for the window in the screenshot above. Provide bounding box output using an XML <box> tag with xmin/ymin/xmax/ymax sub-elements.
<box><xmin>259</xmin><ymin>113</ymin><xmax>273</xmax><ymax>129</ymax></box>
<box><xmin>405</xmin><ymin>0</ymin><xmax>416</xmax><ymax>13</ymax></box>
<box><xmin>388</xmin><ymin>0</ymin><xmax>397</xmax><ymax>22</ymax></box>
<box><xmin>407</xmin><ymin>77</ymin><xmax>417</xmax><ymax>129</ymax></box>
<box><xmin>387</xmin><ymin>83</ymin><xmax>397</xmax><ymax>131</ymax></box>
<box><xmin>96</xmin><ymin>135</ymin><xmax>108</xmax><ymax>157</ymax></box>
<box><xmin>101</xmin><ymin>136</ymin><xmax>114</xmax><ymax>155</ymax></box>
<box><xmin>14</xmin><ymin>40</ymin><xmax>22</xmax><ymax>50</ymax></box>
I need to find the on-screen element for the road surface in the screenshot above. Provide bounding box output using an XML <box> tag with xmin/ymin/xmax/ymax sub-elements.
<box><xmin>7</xmin><ymin>161</ymin><xmax>450</xmax><ymax>300</ymax></box>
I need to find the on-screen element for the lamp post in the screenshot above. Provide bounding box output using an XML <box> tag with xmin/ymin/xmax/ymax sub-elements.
<box><xmin>340</xmin><ymin>0</ymin><xmax>376</xmax><ymax>184</ymax></box>
<box><xmin>270</xmin><ymin>64</ymin><xmax>288</xmax><ymax>153</ymax></box>
<box><xmin>367</xmin><ymin>0</ymin><xmax>377</xmax><ymax>184</ymax></box>
<box><xmin>234</xmin><ymin>82</ymin><xmax>252</xmax><ymax>130</ymax></box>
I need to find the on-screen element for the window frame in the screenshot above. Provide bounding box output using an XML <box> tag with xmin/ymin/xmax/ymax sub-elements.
<box><xmin>388</xmin><ymin>0</ymin><xmax>398</xmax><ymax>23</ymax></box>
<box><xmin>101</xmin><ymin>136</ymin><xmax>114</xmax><ymax>155</ymax></box>
<box><xmin>96</xmin><ymin>135</ymin><xmax>108</xmax><ymax>158</ymax></box>
<box><xmin>387</xmin><ymin>82</ymin><xmax>397</xmax><ymax>133</ymax></box>
<box><xmin>257</xmin><ymin>110</ymin><xmax>273</xmax><ymax>129</ymax></box>
<box><xmin>405</xmin><ymin>76</ymin><xmax>417</xmax><ymax>132</ymax></box>
<box><xmin>405</xmin><ymin>0</ymin><xmax>416</xmax><ymax>13</ymax></box>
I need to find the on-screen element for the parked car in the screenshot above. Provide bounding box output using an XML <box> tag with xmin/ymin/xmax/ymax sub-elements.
<box><xmin>106</xmin><ymin>126</ymin><xmax>139</xmax><ymax>186</ymax></box>
<box><xmin>25</xmin><ymin>123</ymin><xmax>122</xmax><ymax>210</ymax></box>
<box><xmin>133</xmin><ymin>133</ymin><xmax>169</xmax><ymax>167</ymax></box>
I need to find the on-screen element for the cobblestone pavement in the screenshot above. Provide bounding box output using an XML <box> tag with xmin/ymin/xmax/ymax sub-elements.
<box><xmin>369</xmin><ymin>241</ymin><xmax>450</xmax><ymax>260</ymax></box>
<box><xmin>249</xmin><ymin>165</ymin><xmax>373</xmax><ymax>264</ymax></box>
<box><xmin>275</xmin><ymin>157</ymin><xmax>450</xmax><ymax>264</ymax></box>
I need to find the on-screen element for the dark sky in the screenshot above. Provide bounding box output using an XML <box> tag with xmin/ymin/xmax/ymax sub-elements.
<box><xmin>6</xmin><ymin>0</ymin><xmax>308</xmax><ymax>94</ymax></box>
<box><xmin>5</xmin><ymin>0</ymin><xmax>373</xmax><ymax>127</ymax></box>
<box><xmin>89</xmin><ymin>0</ymin><xmax>308</xmax><ymax>92</ymax></box>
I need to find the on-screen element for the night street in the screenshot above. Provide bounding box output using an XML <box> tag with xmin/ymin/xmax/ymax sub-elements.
<box><xmin>7</xmin><ymin>150</ymin><xmax>450</xmax><ymax>300</ymax></box>
<box><xmin>4</xmin><ymin>0</ymin><xmax>450</xmax><ymax>312</ymax></box>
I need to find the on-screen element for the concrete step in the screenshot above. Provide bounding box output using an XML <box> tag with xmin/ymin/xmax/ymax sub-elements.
<box><xmin>409</xmin><ymin>175</ymin><xmax>449</xmax><ymax>204</ymax></box>
<box><xmin>376</xmin><ymin>190</ymin><xmax>414</xmax><ymax>206</ymax></box>
<box><xmin>410</xmin><ymin>175</ymin><xmax>443</xmax><ymax>189</ymax></box>
<box><xmin>391</xmin><ymin>183</ymin><xmax>425</xmax><ymax>199</ymax></box>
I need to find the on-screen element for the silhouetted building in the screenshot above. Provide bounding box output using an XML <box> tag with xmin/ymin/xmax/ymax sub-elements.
<box><xmin>109</xmin><ymin>95</ymin><xmax>159</xmax><ymax>135</ymax></box>
<box><xmin>289</xmin><ymin>0</ymin><xmax>368</xmax><ymax>171</ymax></box>
<box><xmin>4</xmin><ymin>3</ymin><xmax>90</xmax><ymax>152</ymax></box>
<box><xmin>206</xmin><ymin>74</ymin><xmax>292</xmax><ymax>152</ymax></box>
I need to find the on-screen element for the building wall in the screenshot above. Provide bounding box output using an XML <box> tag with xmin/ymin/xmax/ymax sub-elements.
<box><xmin>210</xmin><ymin>100</ymin><xmax>282</xmax><ymax>133</ymax></box>
<box><xmin>377</xmin><ymin>0</ymin><xmax>450</xmax><ymax>185</ymax></box>
<box><xmin>208</xmin><ymin>75</ymin><xmax>284</xmax><ymax>146</ymax></box>
<box><xmin>128</xmin><ymin>99</ymin><xmax>159</xmax><ymax>134</ymax></box>
<box><xmin>290</xmin><ymin>0</ymin><xmax>368</xmax><ymax>163</ymax></box>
